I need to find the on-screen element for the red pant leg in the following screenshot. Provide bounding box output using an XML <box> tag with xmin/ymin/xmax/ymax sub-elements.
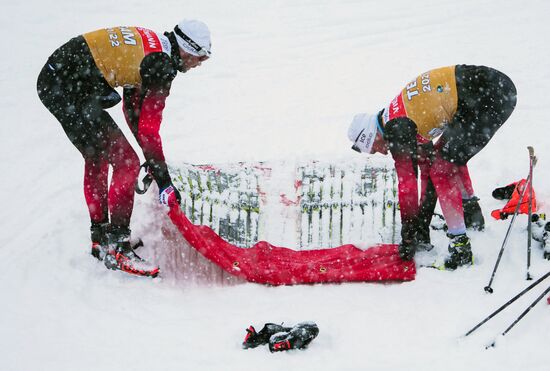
<box><xmin>84</xmin><ymin>157</ymin><xmax>109</xmax><ymax>224</ymax></box>
<box><xmin>429</xmin><ymin>156</ymin><xmax>466</xmax><ymax>235</ymax></box>
<box><xmin>107</xmin><ymin>130</ymin><xmax>140</xmax><ymax>227</ymax></box>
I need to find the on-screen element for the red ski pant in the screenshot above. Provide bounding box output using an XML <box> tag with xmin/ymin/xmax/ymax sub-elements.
<box><xmin>82</xmin><ymin>127</ymin><xmax>140</xmax><ymax>227</ymax></box>
<box><xmin>422</xmin><ymin>156</ymin><xmax>469</xmax><ymax>235</ymax></box>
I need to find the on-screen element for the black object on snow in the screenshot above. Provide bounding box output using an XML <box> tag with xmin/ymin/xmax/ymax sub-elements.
<box><xmin>242</xmin><ymin>322</ymin><xmax>319</xmax><ymax>352</ymax></box>
<box><xmin>242</xmin><ymin>323</ymin><xmax>291</xmax><ymax>349</ymax></box>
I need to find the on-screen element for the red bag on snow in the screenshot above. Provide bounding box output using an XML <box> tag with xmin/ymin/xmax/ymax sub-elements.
<box><xmin>491</xmin><ymin>179</ymin><xmax>537</xmax><ymax>220</ymax></box>
<box><xmin>168</xmin><ymin>205</ymin><xmax>415</xmax><ymax>285</ymax></box>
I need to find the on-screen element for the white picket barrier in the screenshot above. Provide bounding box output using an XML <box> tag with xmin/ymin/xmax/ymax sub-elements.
<box><xmin>170</xmin><ymin>156</ymin><xmax>399</xmax><ymax>250</ymax></box>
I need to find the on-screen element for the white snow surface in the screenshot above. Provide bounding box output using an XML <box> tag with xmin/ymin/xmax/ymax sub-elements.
<box><xmin>2</xmin><ymin>1</ymin><xmax>550</xmax><ymax>370</ymax></box>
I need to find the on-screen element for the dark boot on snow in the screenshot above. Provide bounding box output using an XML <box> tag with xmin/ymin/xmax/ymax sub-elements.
<box><xmin>90</xmin><ymin>222</ymin><xmax>110</xmax><ymax>261</ymax></box>
<box><xmin>444</xmin><ymin>233</ymin><xmax>473</xmax><ymax>270</ymax></box>
<box><xmin>492</xmin><ymin>184</ymin><xmax>516</xmax><ymax>200</ymax></box>
<box><xmin>415</xmin><ymin>221</ymin><xmax>435</xmax><ymax>252</ymax></box>
<box><xmin>532</xmin><ymin>217</ymin><xmax>550</xmax><ymax>260</ymax></box>
<box><xmin>242</xmin><ymin>323</ymin><xmax>292</xmax><ymax>349</ymax></box>
<box><xmin>463</xmin><ymin>197</ymin><xmax>485</xmax><ymax>231</ymax></box>
<box><xmin>268</xmin><ymin>322</ymin><xmax>320</xmax><ymax>352</ymax></box>
<box><xmin>398</xmin><ymin>239</ymin><xmax>433</xmax><ymax>261</ymax></box>
<box><xmin>542</xmin><ymin>223</ymin><xmax>550</xmax><ymax>260</ymax></box>
<box><xmin>398</xmin><ymin>241</ymin><xmax>416</xmax><ymax>261</ymax></box>
<box><xmin>104</xmin><ymin>226</ymin><xmax>159</xmax><ymax>278</ymax></box>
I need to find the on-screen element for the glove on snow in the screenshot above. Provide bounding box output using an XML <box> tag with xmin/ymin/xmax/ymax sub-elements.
<box><xmin>242</xmin><ymin>322</ymin><xmax>319</xmax><ymax>352</ymax></box>
<box><xmin>242</xmin><ymin>323</ymin><xmax>291</xmax><ymax>349</ymax></box>
<box><xmin>268</xmin><ymin>322</ymin><xmax>320</xmax><ymax>352</ymax></box>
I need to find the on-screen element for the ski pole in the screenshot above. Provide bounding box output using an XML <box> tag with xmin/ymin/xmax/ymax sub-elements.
<box><xmin>464</xmin><ymin>270</ymin><xmax>550</xmax><ymax>337</ymax></box>
<box><xmin>484</xmin><ymin>173</ymin><xmax>533</xmax><ymax>293</ymax></box>
<box><xmin>486</xmin><ymin>283</ymin><xmax>550</xmax><ymax>349</ymax></box>
<box><xmin>526</xmin><ymin>146</ymin><xmax>537</xmax><ymax>280</ymax></box>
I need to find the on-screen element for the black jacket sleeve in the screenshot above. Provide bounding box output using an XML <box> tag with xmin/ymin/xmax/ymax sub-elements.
<box><xmin>120</xmin><ymin>53</ymin><xmax>178</xmax><ymax>189</ymax></box>
<box><xmin>140</xmin><ymin>52</ymin><xmax>177</xmax><ymax>92</ymax></box>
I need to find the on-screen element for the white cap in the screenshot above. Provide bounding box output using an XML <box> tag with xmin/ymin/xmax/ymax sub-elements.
<box><xmin>348</xmin><ymin>113</ymin><xmax>379</xmax><ymax>154</ymax></box>
<box><xmin>174</xmin><ymin>19</ymin><xmax>211</xmax><ymax>56</ymax></box>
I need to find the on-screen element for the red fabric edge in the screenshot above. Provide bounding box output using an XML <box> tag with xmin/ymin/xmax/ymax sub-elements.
<box><xmin>168</xmin><ymin>205</ymin><xmax>416</xmax><ymax>285</ymax></box>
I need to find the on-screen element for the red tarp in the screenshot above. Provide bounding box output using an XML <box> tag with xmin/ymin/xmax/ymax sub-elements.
<box><xmin>491</xmin><ymin>178</ymin><xmax>537</xmax><ymax>220</ymax></box>
<box><xmin>168</xmin><ymin>205</ymin><xmax>416</xmax><ymax>285</ymax></box>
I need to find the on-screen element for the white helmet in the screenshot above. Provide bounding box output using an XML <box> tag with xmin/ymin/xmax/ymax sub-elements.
<box><xmin>174</xmin><ymin>19</ymin><xmax>211</xmax><ymax>57</ymax></box>
<box><xmin>348</xmin><ymin>113</ymin><xmax>379</xmax><ymax>153</ymax></box>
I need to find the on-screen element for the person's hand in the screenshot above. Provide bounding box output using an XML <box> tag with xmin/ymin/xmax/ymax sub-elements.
<box><xmin>159</xmin><ymin>185</ymin><xmax>181</xmax><ymax>207</ymax></box>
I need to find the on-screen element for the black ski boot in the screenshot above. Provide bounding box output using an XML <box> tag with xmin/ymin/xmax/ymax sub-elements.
<box><xmin>398</xmin><ymin>241</ymin><xmax>416</xmax><ymax>261</ymax></box>
<box><xmin>398</xmin><ymin>238</ymin><xmax>433</xmax><ymax>261</ymax></box>
<box><xmin>492</xmin><ymin>184</ymin><xmax>516</xmax><ymax>200</ymax></box>
<box><xmin>463</xmin><ymin>197</ymin><xmax>485</xmax><ymax>231</ymax></box>
<box><xmin>90</xmin><ymin>222</ymin><xmax>110</xmax><ymax>261</ymax></box>
<box><xmin>242</xmin><ymin>323</ymin><xmax>292</xmax><ymax>349</ymax></box>
<box><xmin>444</xmin><ymin>233</ymin><xmax>474</xmax><ymax>270</ymax></box>
<box><xmin>542</xmin><ymin>223</ymin><xmax>550</xmax><ymax>260</ymax></box>
<box><xmin>398</xmin><ymin>223</ymin><xmax>429</xmax><ymax>261</ymax></box>
<box><xmin>104</xmin><ymin>226</ymin><xmax>160</xmax><ymax>278</ymax></box>
<box><xmin>415</xmin><ymin>224</ymin><xmax>435</xmax><ymax>252</ymax></box>
<box><xmin>532</xmin><ymin>217</ymin><xmax>550</xmax><ymax>260</ymax></box>
<box><xmin>268</xmin><ymin>322</ymin><xmax>320</xmax><ymax>352</ymax></box>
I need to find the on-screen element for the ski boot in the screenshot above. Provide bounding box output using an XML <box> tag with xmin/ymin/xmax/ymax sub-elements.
<box><xmin>398</xmin><ymin>238</ymin><xmax>433</xmax><ymax>261</ymax></box>
<box><xmin>463</xmin><ymin>197</ymin><xmax>485</xmax><ymax>231</ymax></box>
<box><xmin>532</xmin><ymin>215</ymin><xmax>550</xmax><ymax>260</ymax></box>
<box><xmin>542</xmin><ymin>222</ymin><xmax>550</xmax><ymax>260</ymax></box>
<box><xmin>444</xmin><ymin>233</ymin><xmax>474</xmax><ymax>270</ymax></box>
<box><xmin>492</xmin><ymin>184</ymin><xmax>516</xmax><ymax>200</ymax></box>
<box><xmin>268</xmin><ymin>322</ymin><xmax>320</xmax><ymax>352</ymax></box>
<box><xmin>398</xmin><ymin>241</ymin><xmax>416</xmax><ymax>261</ymax></box>
<box><xmin>242</xmin><ymin>323</ymin><xmax>292</xmax><ymax>349</ymax></box>
<box><xmin>90</xmin><ymin>222</ymin><xmax>110</xmax><ymax>261</ymax></box>
<box><xmin>415</xmin><ymin>223</ymin><xmax>435</xmax><ymax>252</ymax></box>
<box><xmin>429</xmin><ymin>213</ymin><xmax>448</xmax><ymax>231</ymax></box>
<box><xmin>398</xmin><ymin>223</ymin><xmax>430</xmax><ymax>260</ymax></box>
<box><xmin>104</xmin><ymin>226</ymin><xmax>160</xmax><ymax>278</ymax></box>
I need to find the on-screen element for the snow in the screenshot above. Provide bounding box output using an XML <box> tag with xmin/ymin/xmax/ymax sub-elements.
<box><xmin>2</xmin><ymin>0</ymin><xmax>550</xmax><ymax>370</ymax></box>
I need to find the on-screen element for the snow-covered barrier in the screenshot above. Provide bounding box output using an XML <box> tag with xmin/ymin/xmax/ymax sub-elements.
<box><xmin>170</xmin><ymin>157</ymin><xmax>400</xmax><ymax>250</ymax></box>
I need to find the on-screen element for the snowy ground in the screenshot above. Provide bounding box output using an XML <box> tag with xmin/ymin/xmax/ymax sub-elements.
<box><xmin>2</xmin><ymin>0</ymin><xmax>550</xmax><ymax>370</ymax></box>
